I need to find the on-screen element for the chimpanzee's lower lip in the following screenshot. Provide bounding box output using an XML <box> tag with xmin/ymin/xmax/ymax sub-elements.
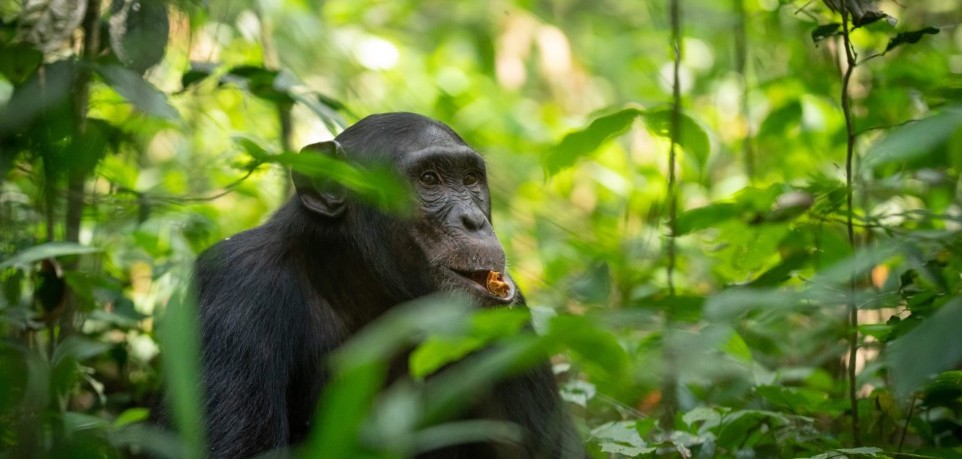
<box><xmin>446</xmin><ymin>268</ymin><xmax>516</xmax><ymax>303</ymax></box>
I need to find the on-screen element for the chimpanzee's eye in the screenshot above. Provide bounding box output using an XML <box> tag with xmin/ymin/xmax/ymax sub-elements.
<box><xmin>419</xmin><ymin>171</ymin><xmax>440</xmax><ymax>187</ymax></box>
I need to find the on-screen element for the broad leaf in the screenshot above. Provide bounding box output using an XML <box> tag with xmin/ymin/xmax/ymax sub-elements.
<box><xmin>863</xmin><ymin>106</ymin><xmax>962</xmax><ymax>171</ymax></box>
<box><xmin>0</xmin><ymin>242</ymin><xmax>101</xmax><ymax>271</ymax></box>
<box><xmin>108</xmin><ymin>0</ymin><xmax>170</xmax><ymax>73</ymax></box>
<box><xmin>96</xmin><ymin>64</ymin><xmax>180</xmax><ymax>120</ymax></box>
<box><xmin>889</xmin><ymin>296</ymin><xmax>962</xmax><ymax>398</ymax></box>
<box><xmin>811</xmin><ymin>23</ymin><xmax>841</xmax><ymax>42</ymax></box>
<box><xmin>543</xmin><ymin>107</ymin><xmax>643</xmax><ymax>176</ymax></box>
<box><xmin>886</xmin><ymin>27</ymin><xmax>939</xmax><ymax>52</ymax></box>
<box><xmin>643</xmin><ymin>109</ymin><xmax>711</xmax><ymax>170</ymax></box>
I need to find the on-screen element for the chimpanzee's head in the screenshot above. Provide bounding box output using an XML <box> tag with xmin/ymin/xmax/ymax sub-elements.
<box><xmin>292</xmin><ymin>113</ymin><xmax>517</xmax><ymax>306</ymax></box>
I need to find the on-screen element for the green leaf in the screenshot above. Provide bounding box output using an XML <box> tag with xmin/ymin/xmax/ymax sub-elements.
<box><xmin>0</xmin><ymin>43</ymin><xmax>43</xmax><ymax>84</ymax></box>
<box><xmin>180</xmin><ymin>62</ymin><xmax>217</xmax><ymax>90</ymax></box>
<box><xmin>543</xmin><ymin>107</ymin><xmax>643</xmax><ymax>176</ymax></box>
<box><xmin>705</xmin><ymin>288</ymin><xmax>800</xmax><ymax>321</ymax></box>
<box><xmin>758</xmin><ymin>100</ymin><xmax>802</xmax><ymax>139</ymax></box>
<box><xmin>548</xmin><ymin>315</ymin><xmax>629</xmax><ymax>383</ymax></box>
<box><xmin>157</xmin><ymin>273</ymin><xmax>206</xmax><ymax>459</ymax></box>
<box><xmin>410</xmin><ymin>336</ymin><xmax>485</xmax><ymax>379</ymax></box>
<box><xmin>921</xmin><ymin>370</ymin><xmax>962</xmax><ymax>407</ymax></box>
<box><xmin>410</xmin><ymin>308</ymin><xmax>529</xmax><ymax>379</ymax></box>
<box><xmin>835</xmin><ymin>447</ymin><xmax>885</xmax><ymax>457</ymax></box>
<box><xmin>0</xmin><ymin>242</ymin><xmax>101</xmax><ymax>271</ymax></box>
<box><xmin>889</xmin><ymin>296</ymin><xmax>962</xmax><ymax>398</ymax></box>
<box><xmin>755</xmin><ymin>385</ymin><xmax>826</xmax><ymax>413</ymax></box>
<box><xmin>811</xmin><ymin>23</ymin><xmax>841</xmax><ymax>42</ymax></box>
<box><xmin>244</xmin><ymin>145</ymin><xmax>414</xmax><ymax>215</ymax></box>
<box><xmin>886</xmin><ymin>27</ymin><xmax>940</xmax><ymax>53</ymax></box>
<box><xmin>590</xmin><ymin>421</ymin><xmax>656</xmax><ymax>456</ymax></box>
<box><xmin>863</xmin><ymin>106</ymin><xmax>962</xmax><ymax>171</ymax></box>
<box><xmin>63</xmin><ymin>412</ymin><xmax>109</xmax><ymax>432</ymax></box>
<box><xmin>108</xmin><ymin>0</ymin><xmax>170</xmax><ymax>73</ymax></box>
<box><xmin>52</xmin><ymin>336</ymin><xmax>109</xmax><ymax>364</ymax></box>
<box><xmin>95</xmin><ymin>64</ymin><xmax>180</xmax><ymax>120</ymax></box>
<box><xmin>675</xmin><ymin>202</ymin><xmax>741</xmax><ymax>235</ymax></box>
<box><xmin>113</xmin><ymin>407</ymin><xmax>151</xmax><ymax>427</ymax></box>
<box><xmin>643</xmin><ymin>109</ymin><xmax>711</xmax><ymax>169</ymax></box>
<box><xmin>222</xmin><ymin>65</ymin><xmax>294</xmax><ymax>104</ymax></box>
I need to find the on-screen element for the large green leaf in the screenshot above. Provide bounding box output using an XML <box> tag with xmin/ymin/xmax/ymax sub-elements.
<box><xmin>643</xmin><ymin>108</ymin><xmax>712</xmax><ymax>169</ymax></box>
<box><xmin>675</xmin><ymin>202</ymin><xmax>741</xmax><ymax>236</ymax></box>
<box><xmin>237</xmin><ymin>138</ymin><xmax>413</xmax><ymax>215</ymax></box>
<box><xmin>108</xmin><ymin>0</ymin><xmax>170</xmax><ymax>73</ymax></box>
<box><xmin>96</xmin><ymin>64</ymin><xmax>180</xmax><ymax>120</ymax></box>
<box><xmin>889</xmin><ymin>296</ymin><xmax>962</xmax><ymax>398</ymax></box>
<box><xmin>543</xmin><ymin>107</ymin><xmax>643</xmax><ymax>176</ymax></box>
<box><xmin>0</xmin><ymin>242</ymin><xmax>101</xmax><ymax>271</ymax></box>
<box><xmin>863</xmin><ymin>106</ymin><xmax>962</xmax><ymax>171</ymax></box>
<box><xmin>157</xmin><ymin>273</ymin><xmax>206</xmax><ymax>459</ymax></box>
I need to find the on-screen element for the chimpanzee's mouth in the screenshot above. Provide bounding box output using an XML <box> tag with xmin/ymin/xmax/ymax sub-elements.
<box><xmin>448</xmin><ymin>268</ymin><xmax>515</xmax><ymax>303</ymax></box>
<box><xmin>453</xmin><ymin>269</ymin><xmax>489</xmax><ymax>285</ymax></box>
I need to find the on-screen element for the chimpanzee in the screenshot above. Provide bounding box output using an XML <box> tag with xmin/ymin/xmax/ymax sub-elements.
<box><xmin>193</xmin><ymin>113</ymin><xmax>585</xmax><ymax>458</ymax></box>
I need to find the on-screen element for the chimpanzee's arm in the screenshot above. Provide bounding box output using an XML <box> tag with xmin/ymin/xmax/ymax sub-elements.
<box><xmin>194</xmin><ymin>240</ymin><xmax>302</xmax><ymax>459</ymax></box>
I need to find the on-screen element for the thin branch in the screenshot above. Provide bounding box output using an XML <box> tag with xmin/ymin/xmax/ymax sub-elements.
<box><xmin>855</xmin><ymin>118</ymin><xmax>921</xmax><ymax>136</ymax></box>
<box><xmin>897</xmin><ymin>395</ymin><xmax>917</xmax><ymax>454</ymax></box>
<box><xmin>734</xmin><ymin>0</ymin><xmax>754</xmax><ymax>181</ymax></box>
<box><xmin>661</xmin><ymin>0</ymin><xmax>683</xmax><ymax>430</ymax></box>
<box><xmin>109</xmin><ymin>165</ymin><xmax>262</xmax><ymax>205</ymax></box>
<box><xmin>839</xmin><ymin>2</ymin><xmax>863</xmax><ymax>447</ymax></box>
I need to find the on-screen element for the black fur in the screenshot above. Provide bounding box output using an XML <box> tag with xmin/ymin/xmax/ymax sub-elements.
<box><xmin>193</xmin><ymin>113</ymin><xmax>585</xmax><ymax>458</ymax></box>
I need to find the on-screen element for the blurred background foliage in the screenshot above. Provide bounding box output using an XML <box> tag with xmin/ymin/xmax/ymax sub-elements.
<box><xmin>2</xmin><ymin>0</ymin><xmax>962</xmax><ymax>457</ymax></box>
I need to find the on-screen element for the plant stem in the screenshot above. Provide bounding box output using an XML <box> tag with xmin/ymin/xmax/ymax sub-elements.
<box><xmin>661</xmin><ymin>0</ymin><xmax>683</xmax><ymax>430</ymax></box>
<box><xmin>59</xmin><ymin>0</ymin><xmax>102</xmax><ymax>343</ymax></box>
<box><xmin>839</xmin><ymin>2</ymin><xmax>862</xmax><ymax>447</ymax></box>
<box><xmin>733</xmin><ymin>0</ymin><xmax>754</xmax><ymax>182</ymax></box>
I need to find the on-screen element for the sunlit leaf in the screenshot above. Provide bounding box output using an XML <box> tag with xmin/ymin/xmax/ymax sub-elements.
<box><xmin>863</xmin><ymin>106</ymin><xmax>962</xmax><ymax>171</ymax></box>
<box><xmin>237</xmin><ymin>141</ymin><xmax>414</xmax><ymax>215</ymax></box>
<box><xmin>643</xmin><ymin>108</ymin><xmax>711</xmax><ymax>170</ymax></box>
<box><xmin>96</xmin><ymin>64</ymin><xmax>180</xmax><ymax>120</ymax></box>
<box><xmin>543</xmin><ymin>107</ymin><xmax>643</xmax><ymax>176</ymax></box>
<box><xmin>547</xmin><ymin>315</ymin><xmax>629</xmax><ymax>383</ymax></box>
<box><xmin>590</xmin><ymin>421</ymin><xmax>656</xmax><ymax>456</ymax></box>
<box><xmin>410</xmin><ymin>308</ymin><xmax>529</xmax><ymax>378</ymax></box>
<box><xmin>0</xmin><ymin>242</ymin><xmax>101</xmax><ymax>271</ymax></box>
<box><xmin>157</xmin><ymin>274</ymin><xmax>206</xmax><ymax>459</ymax></box>
<box><xmin>675</xmin><ymin>202</ymin><xmax>741</xmax><ymax>235</ymax></box>
<box><xmin>758</xmin><ymin>101</ymin><xmax>802</xmax><ymax>139</ymax></box>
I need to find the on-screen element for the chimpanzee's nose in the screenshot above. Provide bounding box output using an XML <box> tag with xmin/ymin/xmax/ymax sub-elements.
<box><xmin>459</xmin><ymin>207</ymin><xmax>488</xmax><ymax>232</ymax></box>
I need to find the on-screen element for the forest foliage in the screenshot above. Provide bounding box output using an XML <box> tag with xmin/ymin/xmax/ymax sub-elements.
<box><xmin>2</xmin><ymin>0</ymin><xmax>962</xmax><ymax>457</ymax></box>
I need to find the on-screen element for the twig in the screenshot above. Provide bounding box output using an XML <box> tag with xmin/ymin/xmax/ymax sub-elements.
<box><xmin>734</xmin><ymin>0</ymin><xmax>754</xmax><ymax>181</ymax></box>
<box><xmin>897</xmin><ymin>394</ymin><xmax>917</xmax><ymax>454</ymax></box>
<box><xmin>839</xmin><ymin>2</ymin><xmax>863</xmax><ymax>447</ymax></box>
<box><xmin>661</xmin><ymin>0</ymin><xmax>683</xmax><ymax>430</ymax></box>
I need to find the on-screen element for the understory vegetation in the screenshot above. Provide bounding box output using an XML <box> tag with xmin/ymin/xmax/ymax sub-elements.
<box><xmin>2</xmin><ymin>0</ymin><xmax>962</xmax><ymax>457</ymax></box>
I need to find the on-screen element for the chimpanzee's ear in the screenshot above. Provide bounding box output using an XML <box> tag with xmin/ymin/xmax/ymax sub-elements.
<box><xmin>292</xmin><ymin>140</ymin><xmax>347</xmax><ymax>218</ymax></box>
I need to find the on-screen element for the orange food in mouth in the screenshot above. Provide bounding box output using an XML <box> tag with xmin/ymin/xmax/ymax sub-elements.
<box><xmin>486</xmin><ymin>271</ymin><xmax>510</xmax><ymax>298</ymax></box>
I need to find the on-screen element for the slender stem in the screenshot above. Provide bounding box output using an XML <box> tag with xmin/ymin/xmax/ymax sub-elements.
<box><xmin>59</xmin><ymin>0</ymin><xmax>102</xmax><ymax>343</ymax></box>
<box><xmin>661</xmin><ymin>0</ymin><xmax>683</xmax><ymax>430</ymax></box>
<box><xmin>733</xmin><ymin>0</ymin><xmax>753</xmax><ymax>181</ymax></box>
<box><xmin>897</xmin><ymin>395</ymin><xmax>917</xmax><ymax>454</ymax></box>
<box><xmin>839</xmin><ymin>3</ymin><xmax>862</xmax><ymax>447</ymax></box>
